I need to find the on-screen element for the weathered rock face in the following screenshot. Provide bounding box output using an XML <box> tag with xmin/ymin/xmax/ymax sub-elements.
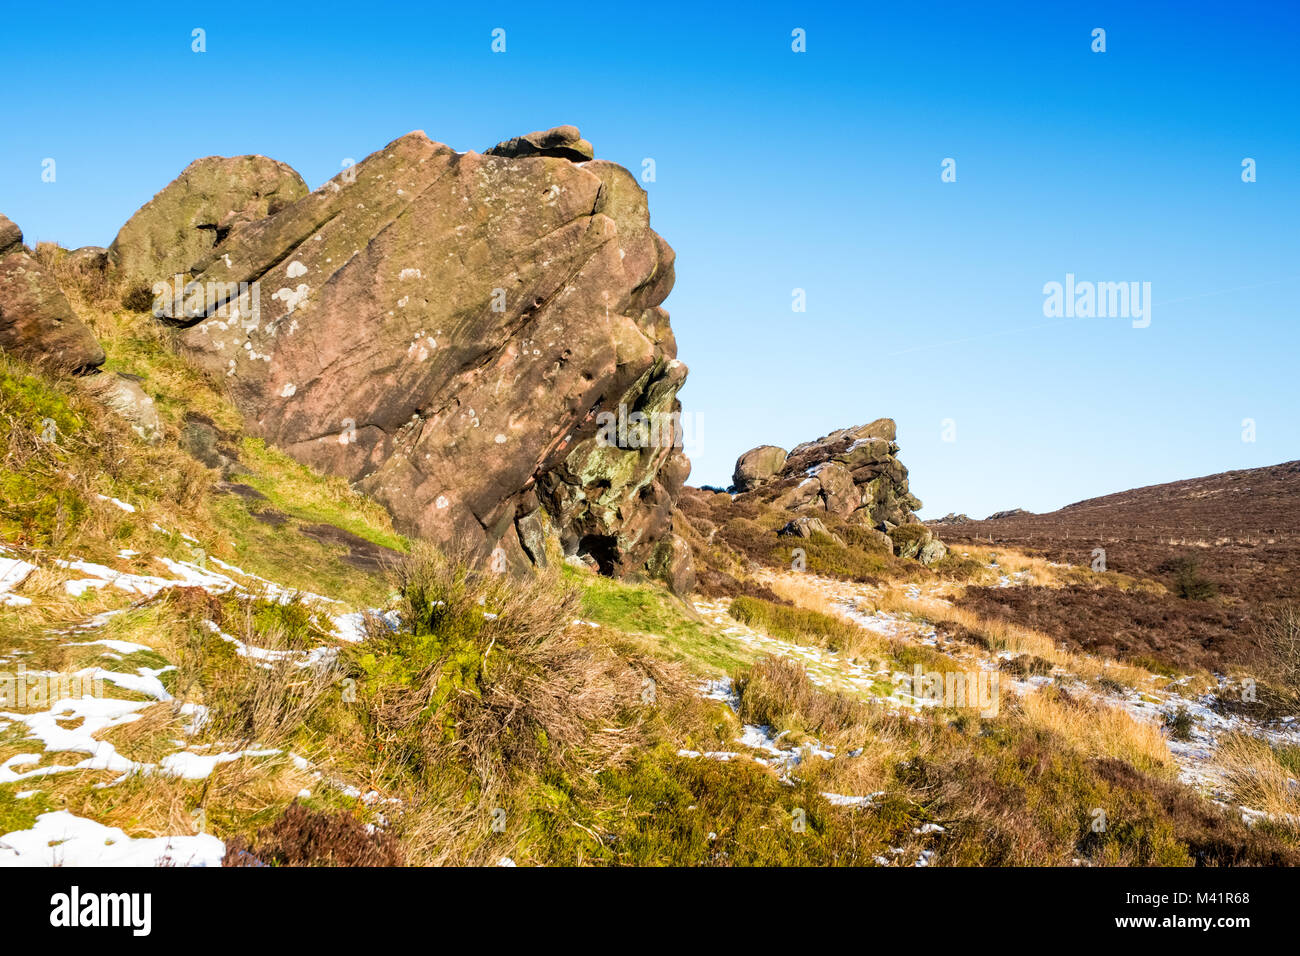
<box><xmin>733</xmin><ymin>445</ymin><xmax>787</xmax><ymax>492</ymax></box>
<box><xmin>151</xmin><ymin>128</ymin><xmax>689</xmax><ymax>587</ymax></box>
<box><xmin>0</xmin><ymin>216</ymin><xmax>105</xmax><ymax>372</ymax></box>
<box><xmin>0</xmin><ymin>215</ymin><xmax>22</xmax><ymax>258</ymax></box>
<box><xmin>733</xmin><ymin>419</ymin><xmax>924</xmax><ymax>530</ymax></box>
<box><xmin>108</xmin><ymin>156</ymin><xmax>308</xmax><ymax>300</ymax></box>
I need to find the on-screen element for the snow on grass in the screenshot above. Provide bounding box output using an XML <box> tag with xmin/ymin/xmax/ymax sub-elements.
<box><xmin>822</xmin><ymin>791</ymin><xmax>885</xmax><ymax>808</ymax></box>
<box><xmin>0</xmin><ymin>811</ymin><xmax>223</xmax><ymax>867</ymax></box>
<box><xmin>0</xmin><ymin>697</ymin><xmax>152</xmax><ymax>782</ymax></box>
<box><xmin>95</xmin><ymin>494</ymin><xmax>137</xmax><ymax>513</ymax></box>
<box><xmin>158</xmin><ymin>748</ymin><xmax>281</xmax><ymax>780</ymax></box>
<box><xmin>87</xmin><ymin>666</ymin><xmax>175</xmax><ymax>701</ymax></box>
<box><xmin>63</xmin><ymin>637</ymin><xmax>154</xmax><ymax>654</ymax></box>
<box><xmin>0</xmin><ymin>553</ymin><xmax>37</xmax><ymax>607</ymax></box>
<box><xmin>200</xmin><ymin>620</ymin><xmax>338</xmax><ymax>670</ymax></box>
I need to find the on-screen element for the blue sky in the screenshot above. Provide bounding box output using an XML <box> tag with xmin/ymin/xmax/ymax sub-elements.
<box><xmin>2</xmin><ymin>0</ymin><xmax>1296</xmax><ymax>517</ymax></box>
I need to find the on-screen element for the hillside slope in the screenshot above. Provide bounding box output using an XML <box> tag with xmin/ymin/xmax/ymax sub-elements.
<box><xmin>938</xmin><ymin>463</ymin><xmax>1300</xmax><ymax>673</ymax></box>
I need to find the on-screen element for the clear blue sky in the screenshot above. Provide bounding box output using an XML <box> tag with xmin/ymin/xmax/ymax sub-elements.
<box><xmin>2</xmin><ymin>1</ymin><xmax>1296</xmax><ymax>518</ymax></box>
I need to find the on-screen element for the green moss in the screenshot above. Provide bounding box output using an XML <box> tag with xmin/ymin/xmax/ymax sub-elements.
<box><xmin>572</xmin><ymin>568</ymin><xmax>749</xmax><ymax>673</ymax></box>
<box><xmin>570</xmin><ymin>747</ymin><xmax>915</xmax><ymax>866</ymax></box>
<box><xmin>0</xmin><ymin>469</ymin><xmax>89</xmax><ymax>546</ymax></box>
<box><xmin>0</xmin><ymin>364</ymin><xmax>90</xmax><ymax>545</ymax></box>
<box><xmin>237</xmin><ymin>438</ymin><xmax>409</xmax><ymax>554</ymax></box>
<box><xmin>0</xmin><ymin>365</ymin><xmax>83</xmax><ymax>438</ymax></box>
<box><xmin>0</xmin><ymin>787</ymin><xmax>54</xmax><ymax>835</ymax></box>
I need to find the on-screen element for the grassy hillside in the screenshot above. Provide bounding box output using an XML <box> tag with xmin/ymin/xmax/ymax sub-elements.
<box><xmin>2</xmin><ymin>260</ymin><xmax>1299</xmax><ymax>866</ymax></box>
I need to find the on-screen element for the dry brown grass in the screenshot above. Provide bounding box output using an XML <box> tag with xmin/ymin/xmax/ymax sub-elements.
<box><xmin>171</xmin><ymin>607</ymin><xmax>344</xmax><ymax>752</ymax></box>
<box><xmin>223</xmin><ymin>800</ymin><xmax>404</xmax><ymax>866</ymax></box>
<box><xmin>873</xmin><ymin>589</ymin><xmax>1155</xmax><ymax>689</ymax></box>
<box><xmin>735</xmin><ymin>655</ymin><xmax>867</xmax><ymax>737</ymax></box>
<box><xmin>1019</xmin><ymin>687</ymin><xmax>1173</xmax><ymax>776</ymax></box>
<box><xmin>1254</xmin><ymin>602</ymin><xmax>1300</xmax><ymax>702</ymax></box>
<box><xmin>1218</xmin><ymin>732</ymin><xmax>1300</xmax><ymax>823</ymax></box>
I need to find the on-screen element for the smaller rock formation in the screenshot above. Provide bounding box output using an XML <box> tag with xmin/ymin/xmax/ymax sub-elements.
<box><xmin>0</xmin><ymin>215</ymin><xmax>105</xmax><ymax>372</ymax></box>
<box><xmin>485</xmin><ymin>125</ymin><xmax>594</xmax><ymax>161</ymax></box>
<box><xmin>733</xmin><ymin>445</ymin><xmax>788</xmax><ymax>492</ymax></box>
<box><xmin>711</xmin><ymin>418</ymin><xmax>946</xmax><ymax>566</ymax></box>
<box><xmin>65</xmin><ymin>246</ymin><xmax>109</xmax><ymax>277</ymax></box>
<box><xmin>887</xmin><ymin>522</ymin><xmax>947</xmax><ymax>564</ymax></box>
<box><xmin>732</xmin><ymin>418</ymin><xmax>923</xmax><ymax>531</ymax></box>
<box><xmin>931</xmin><ymin>512</ymin><xmax>971</xmax><ymax>525</ymax></box>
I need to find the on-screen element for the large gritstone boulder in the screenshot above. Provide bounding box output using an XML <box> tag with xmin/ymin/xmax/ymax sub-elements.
<box><xmin>150</xmin><ymin>128</ymin><xmax>690</xmax><ymax>589</ymax></box>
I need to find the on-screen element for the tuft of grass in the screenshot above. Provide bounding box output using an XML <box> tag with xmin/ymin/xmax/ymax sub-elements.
<box><xmin>347</xmin><ymin>546</ymin><xmax>645</xmax><ymax>809</ymax></box>
<box><xmin>1218</xmin><ymin>733</ymin><xmax>1300</xmax><ymax>823</ymax></box>
<box><xmin>1021</xmin><ymin>687</ymin><xmax>1173</xmax><ymax>776</ymax></box>
<box><xmin>729</xmin><ymin>594</ymin><xmax>866</xmax><ymax>655</ymax></box>
<box><xmin>1162</xmin><ymin>706</ymin><xmax>1196</xmax><ymax>742</ymax></box>
<box><xmin>734</xmin><ymin>655</ymin><xmax>868</xmax><ymax>738</ymax></box>
<box><xmin>171</xmin><ymin>594</ymin><xmax>345</xmax><ymax>751</ymax></box>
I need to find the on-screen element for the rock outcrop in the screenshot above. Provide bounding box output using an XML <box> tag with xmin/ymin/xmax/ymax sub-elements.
<box><xmin>732</xmin><ymin>418</ymin><xmax>922</xmax><ymax>529</ymax></box>
<box><xmin>887</xmin><ymin>522</ymin><xmax>948</xmax><ymax>564</ymax></box>
<box><xmin>931</xmin><ymin>512</ymin><xmax>971</xmax><ymax>525</ymax></box>
<box><xmin>0</xmin><ymin>215</ymin><xmax>105</xmax><ymax>372</ymax></box>
<box><xmin>108</xmin><ymin>156</ymin><xmax>308</xmax><ymax>301</ymax></box>
<box><xmin>0</xmin><ymin>214</ymin><xmax>21</xmax><ymax>258</ymax></box>
<box><xmin>733</xmin><ymin>445</ymin><xmax>788</xmax><ymax>492</ymax></box>
<box><xmin>728</xmin><ymin>418</ymin><xmax>946</xmax><ymax>564</ymax></box>
<box><xmin>137</xmin><ymin>127</ymin><xmax>689</xmax><ymax>588</ymax></box>
<box><xmin>485</xmin><ymin>125</ymin><xmax>594</xmax><ymax>162</ymax></box>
